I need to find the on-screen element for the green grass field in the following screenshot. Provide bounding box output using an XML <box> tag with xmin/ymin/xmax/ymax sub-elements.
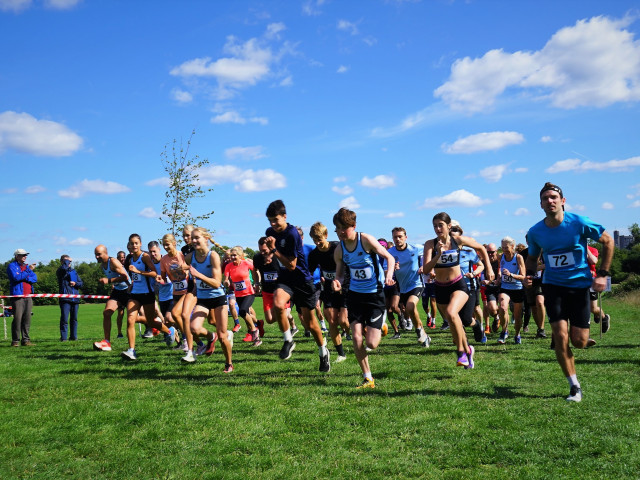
<box><xmin>1</xmin><ymin>295</ymin><xmax>639</xmax><ymax>479</ymax></box>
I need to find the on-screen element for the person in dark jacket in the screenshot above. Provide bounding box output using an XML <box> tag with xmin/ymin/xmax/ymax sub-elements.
<box><xmin>56</xmin><ymin>255</ymin><xmax>84</xmax><ymax>341</ymax></box>
<box><xmin>7</xmin><ymin>249</ymin><xmax>38</xmax><ymax>346</ymax></box>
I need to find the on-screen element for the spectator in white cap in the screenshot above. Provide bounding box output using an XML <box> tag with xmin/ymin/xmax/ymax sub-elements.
<box><xmin>7</xmin><ymin>249</ymin><xmax>38</xmax><ymax>346</ymax></box>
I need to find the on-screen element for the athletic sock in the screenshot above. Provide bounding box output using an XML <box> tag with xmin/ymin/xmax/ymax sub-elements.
<box><xmin>283</xmin><ymin>329</ymin><xmax>293</xmax><ymax>342</ymax></box>
<box><xmin>319</xmin><ymin>344</ymin><xmax>328</xmax><ymax>356</ymax></box>
<box><xmin>363</xmin><ymin>371</ymin><xmax>373</xmax><ymax>380</ymax></box>
<box><xmin>336</xmin><ymin>344</ymin><xmax>345</xmax><ymax>357</ymax></box>
<box><xmin>568</xmin><ymin>374</ymin><xmax>580</xmax><ymax>388</ymax></box>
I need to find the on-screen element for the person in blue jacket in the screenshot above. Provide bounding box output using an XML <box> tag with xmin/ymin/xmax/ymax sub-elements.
<box><xmin>56</xmin><ymin>255</ymin><xmax>84</xmax><ymax>341</ymax></box>
<box><xmin>7</xmin><ymin>248</ymin><xmax>38</xmax><ymax>346</ymax></box>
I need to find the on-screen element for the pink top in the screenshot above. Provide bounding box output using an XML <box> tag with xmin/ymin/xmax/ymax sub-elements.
<box><xmin>160</xmin><ymin>251</ymin><xmax>189</xmax><ymax>295</ymax></box>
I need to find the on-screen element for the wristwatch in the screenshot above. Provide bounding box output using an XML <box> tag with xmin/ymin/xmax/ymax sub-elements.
<box><xmin>270</xmin><ymin>248</ymin><xmax>277</xmax><ymax>254</ymax></box>
<box><xmin>596</xmin><ymin>269</ymin><xmax>610</xmax><ymax>278</ymax></box>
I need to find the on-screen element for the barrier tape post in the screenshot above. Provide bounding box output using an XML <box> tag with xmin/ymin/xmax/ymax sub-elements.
<box><xmin>1</xmin><ymin>299</ymin><xmax>5</xmax><ymax>341</ymax></box>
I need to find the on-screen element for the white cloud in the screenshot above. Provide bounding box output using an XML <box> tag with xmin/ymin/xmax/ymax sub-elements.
<box><xmin>333</xmin><ymin>176</ymin><xmax>347</xmax><ymax>183</ymax></box>
<box><xmin>443</xmin><ymin>131</ymin><xmax>524</xmax><ymax>154</ymax></box>
<box><xmin>69</xmin><ymin>237</ymin><xmax>92</xmax><ymax>246</ymax></box>
<box><xmin>197</xmin><ymin>165</ymin><xmax>286</xmax><ymax>192</ymax></box>
<box><xmin>45</xmin><ymin>0</ymin><xmax>81</xmax><ymax>10</ymax></box>
<box><xmin>541</xmin><ymin>136</ymin><xmax>552</xmax><ymax>143</ymax></box>
<box><xmin>0</xmin><ymin>111</ymin><xmax>83</xmax><ymax>156</ymax></box>
<box><xmin>499</xmin><ymin>193</ymin><xmax>523</xmax><ymax>200</ymax></box>
<box><xmin>53</xmin><ymin>236</ymin><xmax>67</xmax><ymax>245</ymax></box>
<box><xmin>602</xmin><ymin>202</ymin><xmax>614</xmax><ymax>209</ymax></box>
<box><xmin>58</xmin><ymin>179</ymin><xmax>130</xmax><ymax>198</ymax></box>
<box><xmin>332</xmin><ymin>185</ymin><xmax>354</xmax><ymax>195</ymax></box>
<box><xmin>0</xmin><ymin>0</ymin><xmax>30</xmax><ymax>12</ymax></box>
<box><xmin>631</xmin><ymin>200</ymin><xmax>640</xmax><ymax>208</ymax></box>
<box><xmin>514</xmin><ymin>167</ymin><xmax>528</xmax><ymax>173</ymax></box>
<box><xmin>171</xmin><ymin>88</ymin><xmax>193</xmax><ymax>104</ymax></box>
<box><xmin>138</xmin><ymin>207</ymin><xmax>158</xmax><ymax>219</ymax></box>
<box><xmin>337</xmin><ymin>65</ymin><xmax>349</xmax><ymax>74</ymax></box>
<box><xmin>25</xmin><ymin>185</ymin><xmax>45</xmax><ymax>194</ymax></box>
<box><xmin>145</xmin><ymin>177</ymin><xmax>170</xmax><ymax>187</ymax></box>
<box><xmin>435</xmin><ymin>16</ymin><xmax>640</xmax><ymax>112</ymax></box>
<box><xmin>279</xmin><ymin>76</ymin><xmax>293</xmax><ymax>87</ymax></box>
<box><xmin>2</xmin><ymin>188</ymin><xmax>18</xmax><ymax>194</ymax></box>
<box><xmin>514</xmin><ymin>208</ymin><xmax>530</xmax><ymax>216</ymax></box>
<box><xmin>473</xmin><ymin>210</ymin><xmax>486</xmax><ymax>217</ymax></box>
<box><xmin>302</xmin><ymin>0</ymin><xmax>324</xmax><ymax>16</ymax></box>
<box><xmin>224</xmin><ymin>146</ymin><xmax>267</xmax><ymax>161</ymax></box>
<box><xmin>211</xmin><ymin>111</ymin><xmax>268</xmax><ymax>125</ymax></box>
<box><xmin>370</xmin><ymin>104</ymin><xmax>454</xmax><ymax>138</ymax></box>
<box><xmin>337</xmin><ymin>19</ymin><xmax>359</xmax><ymax>35</ymax></box>
<box><xmin>360</xmin><ymin>174</ymin><xmax>395</xmax><ymax>189</ymax></box>
<box><xmin>479</xmin><ymin>164</ymin><xmax>509</xmax><ymax>183</ymax></box>
<box><xmin>339</xmin><ymin>196</ymin><xmax>360</xmax><ymax>209</ymax></box>
<box><xmin>170</xmin><ymin>25</ymin><xmax>294</xmax><ymax>100</ymax></box>
<box><xmin>565</xmin><ymin>203</ymin><xmax>586</xmax><ymax>212</ymax></box>
<box><xmin>235</xmin><ymin>169</ymin><xmax>286</xmax><ymax>192</ymax></box>
<box><xmin>546</xmin><ymin>156</ymin><xmax>640</xmax><ymax>173</ymax></box>
<box><xmin>420</xmin><ymin>189</ymin><xmax>491</xmax><ymax>208</ymax></box>
<box><xmin>384</xmin><ymin>212</ymin><xmax>405</xmax><ymax>218</ymax></box>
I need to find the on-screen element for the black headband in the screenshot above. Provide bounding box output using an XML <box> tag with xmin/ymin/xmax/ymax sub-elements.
<box><xmin>540</xmin><ymin>184</ymin><xmax>563</xmax><ymax>198</ymax></box>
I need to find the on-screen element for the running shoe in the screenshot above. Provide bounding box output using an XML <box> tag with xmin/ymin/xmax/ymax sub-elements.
<box><xmin>319</xmin><ymin>350</ymin><xmax>331</xmax><ymax>372</ymax></box>
<box><xmin>335</xmin><ymin>355</ymin><xmax>347</xmax><ymax>363</ymax></box>
<box><xmin>93</xmin><ymin>339</ymin><xmax>112</xmax><ymax>352</ymax></box>
<box><xmin>429</xmin><ymin>320</ymin><xmax>437</xmax><ymax>329</ymax></box>
<box><xmin>586</xmin><ymin>338</ymin><xmax>596</xmax><ymax>348</ymax></box>
<box><xmin>426</xmin><ymin>318</ymin><xmax>433</xmax><ymax>329</ymax></box>
<box><xmin>223</xmin><ymin>363</ymin><xmax>234</xmax><ymax>373</ymax></box>
<box><xmin>345</xmin><ymin>333</ymin><xmax>352</xmax><ymax>341</ymax></box>
<box><xmin>421</xmin><ymin>335</ymin><xmax>431</xmax><ymax>348</ymax></box>
<box><xmin>405</xmin><ymin>319</ymin><xmax>414</xmax><ymax>331</ymax></box>
<box><xmin>416</xmin><ymin>328</ymin><xmax>427</xmax><ymax>344</ymax></box>
<box><xmin>381</xmin><ymin>324</ymin><xmax>388</xmax><ymax>337</ymax></box>
<box><xmin>465</xmin><ymin>345</ymin><xmax>475</xmax><ymax>369</ymax></box>
<box><xmin>391</xmin><ymin>332</ymin><xmax>401</xmax><ymax>340</ymax></box>
<box><xmin>472</xmin><ymin>322</ymin><xmax>483</xmax><ymax>342</ymax></box>
<box><xmin>279</xmin><ymin>340</ymin><xmax>295</xmax><ymax>360</ymax></box>
<box><xmin>304</xmin><ymin>329</ymin><xmax>311</xmax><ymax>337</ymax></box>
<box><xmin>117</xmin><ymin>333</ymin><xmax>124</xmax><ymax>339</ymax></box>
<box><xmin>141</xmin><ymin>328</ymin><xmax>153</xmax><ymax>339</ymax></box>
<box><xmin>205</xmin><ymin>333</ymin><xmax>217</xmax><ymax>356</ymax></box>
<box><xmin>602</xmin><ymin>314</ymin><xmax>610</xmax><ymax>334</ymax></box>
<box><xmin>242</xmin><ymin>332</ymin><xmax>253</xmax><ymax>342</ymax></box>
<box><xmin>504</xmin><ymin>330</ymin><xmax>509</xmax><ymax>341</ymax></box>
<box><xmin>399</xmin><ymin>317</ymin><xmax>407</xmax><ymax>330</ymax></box>
<box><xmin>320</xmin><ymin>321</ymin><xmax>328</xmax><ymax>333</ymax></box>
<box><xmin>195</xmin><ymin>343</ymin><xmax>207</xmax><ymax>356</ymax></box>
<box><xmin>456</xmin><ymin>351</ymin><xmax>469</xmax><ymax>367</ymax></box>
<box><xmin>440</xmin><ymin>322</ymin><xmax>449</xmax><ymax>331</ymax></box>
<box><xmin>257</xmin><ymin>319</ymin><xmax>265</xmax><ymax>338</ymax></box>
<box><xmin>232</xmin><ymin>323</ymin><xmax>241</xmax><ymax>333</ymax></box>
<box><xmin>566</xmin><ymin>385</ymin><xmax>582</xmax><ymax>403</ymax></box>
<box><xmin>484</xmin><ymin>325</ymin><xmax>491</xmax><ymax>334</ymax></box>
<box><xmin>523</xmin><ymin>326</ymin><xmax>529</xmax><ymax>333</ymax></box>
<box><xmin>121</xmin><ymin>348</ymin><xmax>137</xmax><ymax>361</ymax></box>
<box><xmin>181</xmin><ymin>350</ymin><xmax>195</xmax><ymax>363</ymax></box>
<box><xmin>536</xmin><ymin>328</ymin><xmax>547</xmax><ymax>339</ymax></box>
<box><xmin>253</xmin><ymin>337</ymin><xmax>263</xmax><ymax>347</ymax></box>
<box><xmin>165</xmin><ymin>327</ymin><xmax>176</xmax><ymax>347</ymax></box>
<box><xmin>152</xmin><ymin>328</ymin><xmax>160</xmax><ymax>336</ymax></box>
<box><xmin>514</xmin><ymin>335</ymin><xmax>522</xmax><ymax>345</ymax></box>
<box><xmin>497</xmin><ymin>331</ymin><xmax>506</xmax><ymax>344</ymax></box>
<box><xmin>356</xmin><ymin>378</ymin><xmax>375</xmax><ymax>389</ymax></box>
<box><xmin>491</xmin><ymin>318</ymin><xmax>499</xmax><ymax>333</ymax></box>
<box><xmin>481</xmin><ymin>334</ymin><xmax>487</xmax><ymax>344</ymax></box>
<box><xmin>291</xmin><ymin>327</ymin><xmax>299</xmax><ymax>336</ymax></box>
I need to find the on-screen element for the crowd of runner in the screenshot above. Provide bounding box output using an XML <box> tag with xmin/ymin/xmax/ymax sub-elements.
<box><xmin>89</xmin><ymin>183</ymin><xmax>614</xmax><ymax>402</ymax></box>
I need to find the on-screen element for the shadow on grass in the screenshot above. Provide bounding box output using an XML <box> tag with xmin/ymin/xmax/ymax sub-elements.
<box><xmin>334</xmin><ymin>384</ymin><xmax>559</xmax><ymax>400</ymax></box>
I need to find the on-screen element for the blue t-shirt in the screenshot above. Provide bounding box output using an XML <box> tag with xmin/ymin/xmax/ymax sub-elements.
<box><xmin>265</xmin><ymin>223</ymin><xmax>313</xmax><ymax>284</ymax></box>
<box><xmin>153</xmin><ymin>260</ymin><xmax>174</xmax><ymax>301</ymax></box>
<box><xmin>459</xmin><ymin>247</ymin><xmax>479</xmax><ymax>290</ymax></box>
<box><xmin>303</xmin><ymin>244</ymin><xmax>322</xmax><ymax>284</ymax></box>
<box><xmin>387</xmin><ymin>243</ymin><xmax>423</xmax><ymax>294</ymax></box>
<box><xmin>527</xmin><ymin>212</ymin><xmax>605</xmax><ymax>288</ymax></box>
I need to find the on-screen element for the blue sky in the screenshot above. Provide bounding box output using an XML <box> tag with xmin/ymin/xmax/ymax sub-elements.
<box><xmin>2</xmin><ymin>0</ymin><xmax>640</xmax><ymax>264</ymax></box>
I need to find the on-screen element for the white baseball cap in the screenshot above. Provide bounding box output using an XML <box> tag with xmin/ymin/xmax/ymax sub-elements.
<box><xmin>14</xmin><ymin>249</ymin><xmax>29</xmax><ymax>256</ymax></box>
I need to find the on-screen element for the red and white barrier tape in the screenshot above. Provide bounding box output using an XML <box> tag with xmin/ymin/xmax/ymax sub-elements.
<box><xmin>0</xmin><ymin>294</ymin><xmax>110</xmax><ymax>299</ymax></box>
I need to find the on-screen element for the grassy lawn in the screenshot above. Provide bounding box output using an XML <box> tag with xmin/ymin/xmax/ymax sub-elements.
<box><xmin>1</xmin><ymin>295</ymin><xmax>639</xmax><ymax>479</ymax></box>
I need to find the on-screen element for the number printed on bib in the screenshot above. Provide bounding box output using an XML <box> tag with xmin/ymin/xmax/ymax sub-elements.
<box><xmin>548</xmin><ymin>252</ymin><xmax>575</xmax><ymax>269</ymax></box>
<box><xmin>199</xmin><ymin>280</ymin><xmax>213</xmax><ymax>290</ymax></box>
<box><xmin>437</xmin><ymin>250</ymin><xmax>459</xmax><ymax>266</ymax></box>
<box><xmin>349</xmin><ymin>266</ymin><xmax>373</xmax><ymax>281</ymax></box>
<box><xmin>131</xmin><ymin>272</ymin><xmax>141</xmax><ymax>282</ymax></box>
<box><xmin>234</xmin><ymin>280</ymin><xmax>247</xmax><ymax>291</ymax></box>
<box><xmin>264</xmin><ymin>272</ymin><xmax>277</xmax><ymax>282</ymax></box>
<box><xmin>173</xmin><ymin>279</ymin><xmax>188</xmax><ymax>291</ymax></box>
<box><xmin>323</xmin><ymin>271</ymin><xmax>336</xmax><ymax>280</ymax></box>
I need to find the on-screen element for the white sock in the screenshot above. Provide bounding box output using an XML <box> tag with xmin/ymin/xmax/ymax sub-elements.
<box><xmin>363</xmin><ymin>371</ymin><xmax>373</xmax><ymax>380</ymax></box>
<box><xmin>567</xmin><ymin>374</ymin><xmax>580</xmax><ymax>388</ymax></box>
<box><xmin>283</xmin><ymin>329</ymin><xmax>292</xmax><ymax>342</ymax></box>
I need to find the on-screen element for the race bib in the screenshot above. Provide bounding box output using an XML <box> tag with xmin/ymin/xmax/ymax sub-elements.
<box><xmin>234</xmin><ymin>280</ymin><xmax>247</xmax><ymax>291</ymax></box>
<box><xmin>437</xmin><ymin>250</ymin><xmax>459</xmax><ymax>266</ymax></box>
<box><xmin>502</xmin><ymin>274</ymin><xmax>515</xmax><ymax>284</ymax></box>
<box><xmin>323</xmin><ymin>271</ymin><xmax>336</xmax><ymax>280</ymax></box>
<box><xmin>264</xmin><ymin>272</ymin><xmax>278</xmax><ymax>282</ymax></box>
<box><xmin>173</xmin><ymin>279</ymin><xmax>188</xmax><ymax>291</ymax></box>
<box><xmin>198</xmin><ymin>280</ymin><xmax>213</xmax><ymax>290</ymax></box>
<box><xmin>130</xmin><ymin>272</ymin><xmax>141</xmax><ymax>282</ymax></box>
<box><xmin>349</xmin><ymin>266</ymin><xmax>373</xmax><ymax>281</ymax></box>
<box><xmin>548</xmin><ymin>252</ymin><xmax>575</xmax><ymax>269</ymax></box>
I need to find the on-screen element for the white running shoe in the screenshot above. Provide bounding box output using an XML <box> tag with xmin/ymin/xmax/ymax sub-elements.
<box><xmin>335</xmin><ymin>355</ymin><xmax>347</xmax><ymax>363</ymax></box>
<box><xmin>181</xmin><ymin>350</ymin><xmax>196</xmax><ymax>363</ymax></box>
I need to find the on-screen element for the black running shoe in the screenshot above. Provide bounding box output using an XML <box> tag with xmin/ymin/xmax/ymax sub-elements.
<box><xmin>602</xmin><ymin>314</ymin><xmax>610</xmax><ymax>334</ymax></box>
<box><xmin>566</xmin><ymin>385</ymin><xmax>582</xmax><ymax>402</ymax></box>
<box><xmin>279</xmin><ymin>340</ymin><xmax>295</xmax><ymax>360</ymax></box>
<box><xmin>472</xmin><ymin>322</ymin><xmax>483</xmax><ymax>342</ymax></box>
<box><xmin>319</xmin><ymin>350</ymin><xmax>330</xmax><ymax>373</ymax></box>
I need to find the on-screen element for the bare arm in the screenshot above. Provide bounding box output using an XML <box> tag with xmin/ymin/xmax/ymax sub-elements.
<box><xmin>459</xmin><ymin>235</ymin><xmax>494</xmax><ymax>282</ymax></box>
<box><xmin>592</xmin><ymin>231</ymin><xmax>614</xmax><ymax>292</ymax></box>
<box><xmin>332</xmin><ymin>243</ymin><xmax>345</xmax><ymax>292</ymax></box>
<box><xmin>422</xmin><ymin>240</ymin><xmax>438</xmax><ymax>272</ymax></box>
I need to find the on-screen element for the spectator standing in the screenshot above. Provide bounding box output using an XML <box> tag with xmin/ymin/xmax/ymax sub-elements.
<box><xmin>7</xmin><ymin>249</ymin><xmax>37</xmax><ymax>346</ymax></box>
<box><xmin>56</xmin><ymin>255</ymin><xmax>84</xmax><ymax>341</ymax></box>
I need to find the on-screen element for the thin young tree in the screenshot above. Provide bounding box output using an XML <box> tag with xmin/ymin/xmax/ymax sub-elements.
<box><xmin>160</xmin><ymin>130</ymin><xmax>214</xmax><ymax>240</ymax></box>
